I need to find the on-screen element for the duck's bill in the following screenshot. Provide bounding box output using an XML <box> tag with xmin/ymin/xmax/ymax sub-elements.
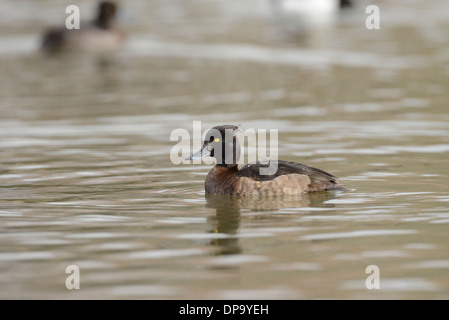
<box><xmin>185</xmin><ymin>146</ymin><xmax>211</xmax><ymax>160</ymax></box>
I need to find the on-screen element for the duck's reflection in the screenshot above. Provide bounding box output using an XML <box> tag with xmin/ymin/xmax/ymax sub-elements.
<box><xmin>206</xmin><ymin>205</ymin><xmax>242</xmax><ymax>255</ymax></box>
<box><xmin>205</xmin><ymin>192</ymin><xmax>337</xmax><ymax>256</ymax></box>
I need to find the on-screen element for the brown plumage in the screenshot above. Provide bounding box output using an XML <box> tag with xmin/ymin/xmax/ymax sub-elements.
<box><xmin>205</xmin><ymin>165</ymin><xmax>240</xmax><ymax>195</ymax></box>
<box><xmin>187</xmin><ymin>125</ymin><xmax>348</xmax><ymax>196</ymax></box>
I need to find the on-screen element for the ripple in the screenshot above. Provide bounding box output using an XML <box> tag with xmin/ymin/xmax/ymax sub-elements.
<box><xmin>298</xmin><ymin>214</ymin><xmax>394</xmax><ymax>222</ymax></box>
<box><xmin>0</xmin><ymin>251</ymin><xmax>54</xmax><ymax>261</ymax></box>
<box><xmin>273</xmin><ymin>262</ymin><xmax>322</xmax><ymax>271</ymax></box>
<box><xmin>361</xmin><ymin>250</ymin><xmax>409</xmax><ymax>258</ymax></box>
<box><xmin>383</xmin><ymin>144</ymin><xmax>449</xmax><ymax>153</ymax></box>
<box><xmin>177</xmin><ymin>233</ymin><xmax>234</xmax><ymax>240</ymax></box>
<box><xmin>429</xmin><ymin>219</ymin><xmax>449</xmax><ymax>224</ymax></box>
<box><xmin>340</xmin><ymin>278</ymin><xmax>439</xmax><ymax>292</ymax></box>
<box><xmin>0</xmin><ymin>34</ymin><xmax>37</xmax><ymax>56</ymax></box>
<box><xmin>433</xmin><ymin>196</ymin><xmax>449</xmax><ymax>202</ymax></box>
<box><xmin>70</xmin><ymin>215</ymin><xmax>132</xmax><ymax>223</ymax></box>
<box><xmin>0</xmin><ymin>174</ymin><xmax>23</xmax><ymax>179</ymax></box>
<box><xmin>217</xmin><ymin>288</ymin><xmax>303</xmax><ymax>299</ymax></box>
<box><xmin>112</xmin><ymin>285</ymin><xmax>179</xmax><ymax>296</ymax></box>
<box><xmin>20</xmin><ymin>239</ymin><xmax>71</xmax><ymax>245</ymax></box>
<box><xmin>157</xmin><ymin>217</ymin><xmax>208</xmax><ymax>225</ymax></box>
<box><xmin>270</xmin><ymin>106</ymin><xmax>326</xmax><ymax>117</ymax></box>
<box><xmin>11</xmin><ymin>164</ymin><xmax>50</xmax><ymax>170</ymax></box>
<box><xmin>256</xmin><ymin>227</ymin><xmax>307</xmax><ymax>233</ymax></box>
<box><xmin>238</xmin><ymin>232</ymin><xmax>275</xmax><ymax>238</ymax></box>
<box><xmin>209</xmin><ymin>254</ymin><xmax>269</xmax><ymax>266</ymax></box>
<box><xmin>88</xmin><ymin>242</ymin><xmax>142</xmax><ymax>251</ymax></box>
<box><xmin>130</xmin><ymin>38</ymin><xmax>428</xmax><ymax>70</ymax></box>
<box><xmin>128</xmin><ymin>248</ymin><xmax>205</xmax><ymax>260</ymax></box>
<box><xmin>299</xmin><ymin>229</ymin><xmax>417</xmax><ymax>241</ymax></box>
<box><xmin>325</xmin><ymin>198</ymin><xmax>371</xmax><ymax>204</ymax></box>
<box><xmin>363</xmin><ymin>172</ymin><xmax>401</xmax><ymax>177</ymax></box>
<box><xmin>393</xmin><ymin>192</ymin><xmax>434</xmax><ymax>196</ymax></box>
<box><xmin>76</xmin><ymin>260</ymin><xmax>113</xmax><ymax>269</ymax></box>
<box><xmin>0</xmin><ymin>210</ymin><xmax>23</xmax><ymax>217</ymax></box>
<box><xmin>66</xmin><ymin>232</ymin><xmax>117</xmax><ymax>239</ymax></box>
<box><xmin>401</xmin><ymin>98</ymin><xmax>430</xmax><ymax>108</ymax></box>
<box><xmin>403</xmin><ymin>243</ymin><xmax>436</xmax><ymax>250</ymax></box>
<box><xmin>404</xmin><ymin>260</ymin><xmax>449</xmax><ymax>269</ymax></box>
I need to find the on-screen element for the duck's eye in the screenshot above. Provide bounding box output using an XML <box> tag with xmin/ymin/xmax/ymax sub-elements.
<box><xmin>214</xmin><ymin>138</ymin><xmax>220</xmax><ymax>142</ymax></box>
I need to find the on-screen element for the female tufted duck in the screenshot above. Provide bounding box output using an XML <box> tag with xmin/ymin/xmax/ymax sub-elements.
<box><xmin>186</xmin><ymin>125</ymin><xmax>347</xmax><ymax>196</ymax></box>
<box><xmin>41</xmin><ymin>1</ymin><xmax>125</xmax><ymax>53</ymax></box>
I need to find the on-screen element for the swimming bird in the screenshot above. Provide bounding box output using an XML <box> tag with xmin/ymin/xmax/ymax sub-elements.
<box><xmin>186</xmin><ymin>125</ymin><xmax>347</xmax><ymax>196</ymax></box>
<box><xmin>41</xmin><ymin>1</ymin><xmax>125</xmax><ymax>53</ymax></box>
<box><xmin>270</xmin><ymin>0</ymin><xmax>353</xmax><ymax>44</ymax></box>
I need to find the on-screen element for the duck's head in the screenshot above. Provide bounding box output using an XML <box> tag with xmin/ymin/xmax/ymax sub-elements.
<box><xmin>186</xmin><ymin>125</ymin><xmax>242</xmax><ymax>167</ymax></box>
<box><xmin>95</xmin><ymin>1</ymin><xmax>118</xmax><ymax>29</ymax></box>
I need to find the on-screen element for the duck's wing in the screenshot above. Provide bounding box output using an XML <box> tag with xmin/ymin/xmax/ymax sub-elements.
<box><xmin>238</xmin><ymin>160</ymin><xmax>338</xmax><ymax>183</ymax></box>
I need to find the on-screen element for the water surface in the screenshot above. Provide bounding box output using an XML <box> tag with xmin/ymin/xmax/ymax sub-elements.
<box><xmin>1</xmin><ymin>0</ymin><xmax>449</xmax><ymax>299</ymax></box>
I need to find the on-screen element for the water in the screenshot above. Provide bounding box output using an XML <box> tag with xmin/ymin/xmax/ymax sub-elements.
<box><xmin>1</xmin><ymin>0</ymin><xmax>449</xmax><ymax>299</ymax></box>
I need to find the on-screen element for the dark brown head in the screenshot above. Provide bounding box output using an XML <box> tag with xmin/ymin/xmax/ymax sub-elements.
<box><xmin>95</xmin><ymin>1</ymin><xmax>118</xmax><ymax>29</ymax></box>
<box><xmin>186</xmin><ymin>125</ymin><xmax>242</xmax><ymax>168</ymax></box>
<box><xmin>340</xmin><ymin>0</ymin><xmax>352</xmax><ymax>9</ymax></box>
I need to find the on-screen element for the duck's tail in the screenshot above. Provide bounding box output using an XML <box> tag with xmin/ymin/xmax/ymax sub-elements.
<box><xmin>306</xmin><ymin>181</ymin><xmax>350</xmax><ymax>193</ymax></box>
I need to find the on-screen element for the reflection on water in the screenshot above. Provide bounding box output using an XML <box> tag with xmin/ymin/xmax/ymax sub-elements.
<box><xmin>206</xmin><ymin>192</ymin><xmax>338</xmax><ymax>256</ymax></box>
<box><xmin>206</xmin><ymin>192</ymin><xmax>337</xmax><ymax>211</ymax></box>
<box><xmin>205</xmin><ymin>192</ymin><xmax>337</xmax><ymax>256</ymax></box>
<box><xmin>208</xmin><ymin>207</ymin><xmax>242</xmax><ymax>256</ymax></box>
<box><xmin>1</xmin><ymin>0</ymin><xmax>449</xmax><ymax>299</ymax></box>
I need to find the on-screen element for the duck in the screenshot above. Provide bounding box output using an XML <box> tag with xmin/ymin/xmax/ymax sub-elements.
<box><xmin>271</xmin><ymin>0</ymin><xmax>352</xmax><ymax>38</ymax></box>
<box><xmin>41</xmin><ymin>1</ymin><xmax>125</xmax><ymax>53</ymax></box>
<box><xmin>186</xmin><ymin>125</ymin><xmax>347</xmax><ymax>196</ymax></box>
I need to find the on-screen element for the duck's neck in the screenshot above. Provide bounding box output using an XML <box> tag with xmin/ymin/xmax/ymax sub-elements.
<box><xmin>95</xmin><ymin>18</ymin><xmax>113</xmax><ymax>29</ymax></box>
<box><xmin>205</xmin><ymin>165</ymin><xmax>239</xmax><ymax>195</ymax></box>
<box><xmin>95</xmin><ymin>9</ymin><xmax>116</xmax><ymax>29</ymax></box>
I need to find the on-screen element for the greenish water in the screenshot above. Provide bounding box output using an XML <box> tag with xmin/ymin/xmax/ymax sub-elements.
<box><xmin>1</xmin><ymin>0</ymin><xmax>449</xmax><ymax>299</ymax></box>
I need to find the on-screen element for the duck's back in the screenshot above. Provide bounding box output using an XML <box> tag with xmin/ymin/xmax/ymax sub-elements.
<box><xmin>238</xmin><ymin>160</ymin><xmax>337</xmax><ymax>182</ymax></box>
<box><xmin>237</xmin><ymin>160</ymin><xmax>343</xmax><ymax>195</ymax></box>
<box><xmin>205</xmin><ymin>160</ymin><xmax>346</xmax><ymax>196</ymax></box>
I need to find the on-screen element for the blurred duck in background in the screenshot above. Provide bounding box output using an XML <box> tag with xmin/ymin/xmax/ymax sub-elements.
<box><xmin>339</xmin><ymin>0</ymin><xmax>352</xmax><ymax>9</ymax></box>
<box><xmin>271</xmin><ymin>0</ymin><xmax>352</xmax><ymax>45</ymax></box>
<box><xmin>41</xmin><ymin>1</ymin><xmax>126</xmax><ymax>54</ymax></box>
